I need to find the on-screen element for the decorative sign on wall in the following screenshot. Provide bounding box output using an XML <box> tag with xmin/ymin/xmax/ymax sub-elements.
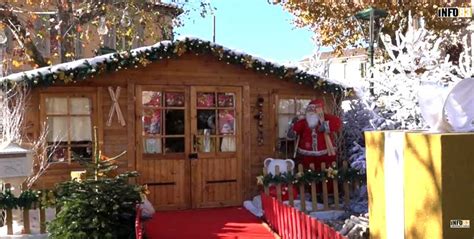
<box><xmin>107</xmin><ymin>86</ymin><xmax>126</xmax><ymax>127</ymax></box>
<box><xmin>254</xmin><ymin>95</ymin><xmax>264</xmax><ymax>146</ymax></box>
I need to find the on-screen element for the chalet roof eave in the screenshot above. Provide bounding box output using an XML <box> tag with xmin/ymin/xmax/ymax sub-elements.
<box><xmin>0</xmin><ymin>37</ymin><xmax>347</xmax><ymax>95</ymax></box>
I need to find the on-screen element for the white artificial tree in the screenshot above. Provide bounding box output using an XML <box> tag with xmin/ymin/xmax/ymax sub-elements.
<box><xmin>300</xmin><ymin>13</ymin><xmax>474</xmax><ymax>230</ymax></box>
<box><xmin>457</xmin><ymin>30</ymin><xmax>474</xmax><ymax>78</ymax></box>
<box><xmin>368</xmin><ymin>14</ymin><xmax>461</xmax><ymax>130</ymax></box>
<box><xmin>0</xmin><ymin>85</ymin><xmax>28</xmax><ymax>145</ymax></box>
<box><xmin>300</xmin><ymin>34</ymin><xmax>330</xmax><ymax>79</ymax></box>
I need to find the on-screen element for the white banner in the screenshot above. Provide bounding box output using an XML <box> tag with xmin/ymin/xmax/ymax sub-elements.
<box><xmin>384</xmin><ymin>131</ymin><xmax>405</xmax><ymax>239</ymax></box>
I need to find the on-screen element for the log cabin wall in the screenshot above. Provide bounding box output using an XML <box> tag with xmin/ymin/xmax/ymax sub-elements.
<box><xmin>25</xmin><ymin>53</ymin><xmax>337</xmax><ymax>201</ymax></box>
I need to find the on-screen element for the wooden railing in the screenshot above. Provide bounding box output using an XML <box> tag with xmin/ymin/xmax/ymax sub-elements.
<box><xmin>1</xmin><ymin>184</ymin><xmax>55</xmax><ymax>235</ymax></box>
<box><xmin>260</xmin><ymin>160</ymin><xmax>364</xmax><ymax>239</ymax></box>
<box><xmin>262</xmin><ymin>161</ymin><xmax>363</xmax><ymax>213</ymax></box>
<box><xmin>2</xmin><ymin>205</ymin><xmax>53</xmax><ymax>235</ymax></box>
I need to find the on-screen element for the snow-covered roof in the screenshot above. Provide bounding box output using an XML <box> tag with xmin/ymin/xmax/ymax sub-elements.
<box><xmin>0</xmin><ymin>40</ymin><xmax>172</xmax><ymax>83</ymax></box>
<box><xmin>0</xmin><ymin>37</ymin><xmax>346</xmax><ymax>95</ymax></box>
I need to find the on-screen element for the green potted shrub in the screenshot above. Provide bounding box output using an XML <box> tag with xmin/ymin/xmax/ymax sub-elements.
<box><xmin>47</xmin><ymin>127</ymin><xmax>144</xmax><ymax>239</ymax></box>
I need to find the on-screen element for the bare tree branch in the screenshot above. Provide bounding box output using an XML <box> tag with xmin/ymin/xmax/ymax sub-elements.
<box><xmin>0</xmin><ymin>84</ymin><xmax>29</xmax><ymax>144</ymax></box>
<box><xmin>24</xmin><ymin>122</ymin><xmax>64</xmax><ymax>189</ymax></box>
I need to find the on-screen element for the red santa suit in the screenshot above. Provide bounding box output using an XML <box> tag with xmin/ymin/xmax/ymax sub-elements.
<box><xmin>291</xmin><ymin>100</ymin><xmax>342</xmax><ymax>170</ymax></box>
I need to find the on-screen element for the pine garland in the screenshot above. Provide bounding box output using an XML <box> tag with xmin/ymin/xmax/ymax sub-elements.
<box><xmin>0</xmin><ymin>189</ymin><xmax>50</xmax><ymax>210</ymax></box>
<box><xmin>1</xmin><ymin>38</ymin><xmax>348</xmax><ymax>96</ymax></box>
<box><xmin>0</xmin><ymin>188</ymin><xmax>17</xmax><ymax>210</ymax></box>
<box><xmin>16</xmin><ymin>189</ymin><xmax>39</xmax><ymax>210</ymax></box>
<box><xmin>258</xmin><ymin>167</ymin><xmax>366</xmax><ymax>187</ymax></box>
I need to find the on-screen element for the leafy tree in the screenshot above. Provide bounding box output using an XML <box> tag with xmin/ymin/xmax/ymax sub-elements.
<box><xmin>0</xmin><ymin>0</ymin><xmax>213</xmax><ymax>69</ymax></box>
<box><xmin>272</xmin><ymin>0</ymin><xmax>470</xmax><ymax>55</ymax></box>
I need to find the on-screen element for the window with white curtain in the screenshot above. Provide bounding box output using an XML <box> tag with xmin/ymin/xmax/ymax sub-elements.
<box><xmin>276</xmin><ymin>97</ymin><xmax>312</xmax><ymax>158</ymax></box>
<box><xmin>44</xmin><ymin>95</ymin><xmax>93</xmax><ymax>163</ymax></box>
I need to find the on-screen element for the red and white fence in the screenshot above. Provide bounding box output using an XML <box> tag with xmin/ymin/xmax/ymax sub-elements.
<box><xmin>261</xmin><ymin>193</ymin><xmax>347</xmax><ymax>239</ymax></box>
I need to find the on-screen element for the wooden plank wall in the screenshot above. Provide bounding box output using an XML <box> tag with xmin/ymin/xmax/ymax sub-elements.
<box><xmin>25</xmin><ymin>53</ymin><xmax>333</xmax><ymax>199</ymax></box>
<box><xmin>99</xmin><ymin>86</ymin><xmax>129</xmax><ymax>172</ymax></box>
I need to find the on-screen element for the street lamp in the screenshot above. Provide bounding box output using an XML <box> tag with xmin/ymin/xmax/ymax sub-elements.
<box><xmin>355</xmin><ymin>7</ymin><xmax>387</xmax><ymax>97</ymax></box>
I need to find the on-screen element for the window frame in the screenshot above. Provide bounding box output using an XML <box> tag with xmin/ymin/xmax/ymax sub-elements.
<box><xmin>273</xmin><ymin>94</ymin><xmax>315</xmax><ymax>158</ymax></box>
<box><xmin>194</xmin><ymin>90</ymin><xmax>237</xmax><ymax>156</ymax></box>
<box><xmin>139</xmin><ymin>87</ymin><xmax>188</xmax><ymax>158</ymax></box>
<box><xmin>40</xmin><ymin>91</ymin><xmax>98</xmax><ymax>164</ymax></box>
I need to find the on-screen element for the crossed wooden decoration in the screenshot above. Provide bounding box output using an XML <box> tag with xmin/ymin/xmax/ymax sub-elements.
<box><xmin>107</xmin><ymin>86</ymin><xmax>126</xmax><ymax>127</ymax></box>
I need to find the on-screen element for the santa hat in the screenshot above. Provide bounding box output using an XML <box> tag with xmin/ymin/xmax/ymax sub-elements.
<box><xmin>306</xmin><ymin>99</ymin><xmax>324</xmax><ymax>113</ymax></box>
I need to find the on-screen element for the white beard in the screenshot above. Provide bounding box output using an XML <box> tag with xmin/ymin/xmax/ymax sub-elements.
<box><xmin>306</xmin><ymin>113</ymin><xmax>320</xmax><ymax>128</ymax></box>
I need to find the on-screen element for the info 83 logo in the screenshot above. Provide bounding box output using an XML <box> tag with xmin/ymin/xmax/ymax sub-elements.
<box><xmin>450</xmin><ymin>219</ymin><xmax>470</xmax><ymax>229</ymax></box>
<box><xmin>437</xmin><ymin>7</ymin><xmax>472</xmax><ymax>18</ymax></box>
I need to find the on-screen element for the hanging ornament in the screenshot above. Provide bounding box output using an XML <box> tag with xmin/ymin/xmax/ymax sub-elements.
<box><xmin>243</xmin><ymin>55</ymin><xmax>254</xmax><ymax>69</ymax></box>
<box><xmin>120</xmin><ymin>8</ymin><xmax>132</xmax><ymax>27</ymax></box>
<box><xmin>254</xmin><ymin>95</ymin><xmax>264</xmax><ymax>146</ymax></box>
<box><xmin>174</xmin><ymin>41</ymin><xmax>187</xmax><ymax>56</ymax></box>
<box><xmin>97</xmin><ymin>17</ymin><xmax>109</xmax><ymax>36</ymax></box>
<box><xmin>0</xmin><ymin>24</ymin><xmax>8</xmax><ymax>44</ymax></box>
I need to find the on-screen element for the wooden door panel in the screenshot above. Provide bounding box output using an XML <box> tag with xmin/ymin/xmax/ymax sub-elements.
<box><xmin>144</xmin><ymin>160</ymin><xmax>187</xmax><ymax>210</ymax></box>
<box><xmin>191</xmin><ymin>86</ymin><xmax>242</xmax><ymax>208</ymax></box>
<box><xmin>136</xmin><ymin>86</ymin><xmax>190</xmax><ymax>210</ymax></box>
<box><xmin>137</xmin><ymin>85</ymin><xmax>242</xmax><ymax>209</ymax></box>
<box><xmin>201</xmin><ymin>158</ymin><xmax>238</xmax><ymax>204</ymax></box>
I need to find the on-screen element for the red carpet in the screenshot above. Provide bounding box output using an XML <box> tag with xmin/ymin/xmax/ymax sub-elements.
<box><xmin>144</xmin><ymin>207</ymin><xmax>276</xmax><ymax>239</ymax></box>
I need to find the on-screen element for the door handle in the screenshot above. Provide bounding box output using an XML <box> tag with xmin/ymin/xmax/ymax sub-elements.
<box><xmin>189</xmin><ymin>153</ymin><xmax>198</xmax><ymax>160</ymax></box>
<box><xmin>190</xmin><ymin>134</ymin><xmax>199</xmax><ymax>160</ymax></box>
<box><xmin>192</xmin><ymin>134</ymin><xmax>200</xmax><ymax>152</ymax></box>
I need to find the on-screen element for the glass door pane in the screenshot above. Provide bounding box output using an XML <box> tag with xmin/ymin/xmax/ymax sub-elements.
<box><xmin>141</xmin><ymin>90</ymin><xmax>186</xmax><ymax>156</ymax></box>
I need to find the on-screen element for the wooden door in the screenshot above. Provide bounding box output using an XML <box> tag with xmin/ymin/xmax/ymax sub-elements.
<box><xmin>190</xmin><ymin>86</ymin><xmax>242</xmax><ymax>208</ymax></box>
<box><xmin>136</xmin><ymin>86</ymin><xmax>190</xmax><ymax>210</ymax></box>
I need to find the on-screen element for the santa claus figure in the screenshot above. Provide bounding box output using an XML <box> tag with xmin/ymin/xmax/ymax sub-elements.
<box><xmin>288</xmin><ymin>99</ymin><xmax>342</xmax><ymax>170</ymax></box>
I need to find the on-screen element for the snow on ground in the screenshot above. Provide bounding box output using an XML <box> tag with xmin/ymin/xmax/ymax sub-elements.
<box><xmin>243</xmin><ymin>195</ymin><xmax>347</xmax><ymax>221</ymax></box>
<box><xmin>0</xmin><ymin>208</ymin><xmax>55</xmax><ymax>238</ymax></box>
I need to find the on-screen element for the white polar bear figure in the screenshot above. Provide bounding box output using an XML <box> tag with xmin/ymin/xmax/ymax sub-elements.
<box><xmin>263</xmin><ymin>158</ymin><xmax>295</xmax><ymax>176</ymax></box>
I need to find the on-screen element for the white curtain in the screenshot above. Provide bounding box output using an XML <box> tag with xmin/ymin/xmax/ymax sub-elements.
<box><xmin>221</xmin><ymin>136</ymin><xmax>236</xmax><ymax>152</ymax></box>
<box><xmin>70</xmin><ymin>117</ymin><xmax>92</xmax><ymax>141</ymax></box>
<box><xmin>70</xmin><ymin>98</ymin><xmax>91</xmax><ymax>114</ymax></box>
<box><xmin>47</xmin><ymin>117</ymin><xmax>67</xmax><ymax>142</ymax></box>
<box><xmin>278</xmin><ymin>115</ymin><xmax>292</xmax><ymax>138</ymax></box>
<box><xmin>45</xmin><ymin>97</ymin><xmax>67</xmax><ymax>114</ymax></box>
<box><xmin>46</xmin><ymin>97</ymin><xmax>92</xmax><ymax>142</ymax></box>
<box><xmin>144</xmin><ymin>138</ymin><xmax>162</xmax><ymax>154</ymax></box>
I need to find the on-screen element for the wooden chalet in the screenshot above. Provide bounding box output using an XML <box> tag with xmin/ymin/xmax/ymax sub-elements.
<box><xmin>0</xmin><ymin>38</ymin><xmax>346</xmax><ymax>210</ymax></box>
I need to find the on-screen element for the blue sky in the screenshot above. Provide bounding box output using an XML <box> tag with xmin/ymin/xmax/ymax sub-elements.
<box><xmin>173</xmin><ymin>0</ymin><xmax>318</xmax><ymax>64</ymax></box>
